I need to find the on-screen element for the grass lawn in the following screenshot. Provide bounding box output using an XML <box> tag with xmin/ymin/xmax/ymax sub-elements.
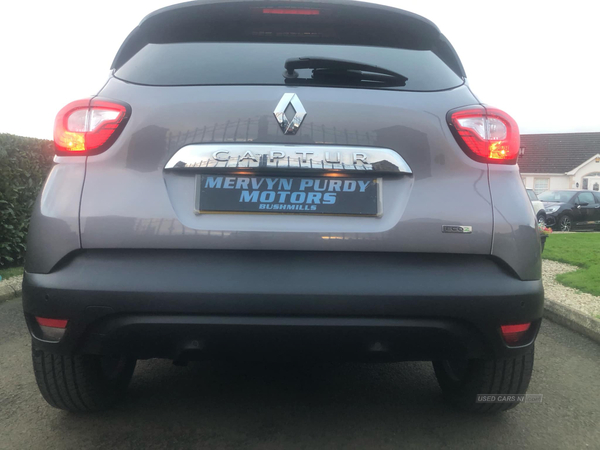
<box><xmin>0</xmin><ymin>266</ymin><xmax>24</xmax><ymax>281</ymax></box>
<box><xmin>543</xmin><ymin>233</ymin><xmax>600</xmax><ymax>297</ymax></box>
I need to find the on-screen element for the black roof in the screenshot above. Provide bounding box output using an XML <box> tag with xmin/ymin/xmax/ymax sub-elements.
<box><xmin>518</xmin><ymin>132</ymin><xmax>600</xmax><ymax>174</ymax></box>
<box><xmin>140</xmin><ymin>0</ymin><xmax>437</xmax><ymax>28</ymax></box>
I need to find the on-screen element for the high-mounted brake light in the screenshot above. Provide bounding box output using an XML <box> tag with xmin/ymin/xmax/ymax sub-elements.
<box><xmin>262</xmin><ymin>8</ymin><xmax>320</xmax><ymax>15</ymax></box>
<box><xmin>54</xmin><ymin>98</ymin><xmax>131</xmax><ymax>156</ymax></box>
<box><xmin>448</xmin><ymin>106</ymin><xmax>520</xmax><ymax>164</ymax></box>
<box><xmin>501</xmin><ymin>323</ymin><xmax>531</xmax><ymax>345</ymax></box>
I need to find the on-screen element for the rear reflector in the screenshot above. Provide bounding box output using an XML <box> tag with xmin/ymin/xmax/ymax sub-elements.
<box><xmin>34</xmin><ymin>317</ymin><xmax>68</xmax><ymax>342</ymax></box>
<box><xmin>501</xmin><ymin>323</ymin><xmax>531</xmax><ymax>345</ymax></box>
<box><xmin>262</xmin><ymin>8</ymin><xmax>320</xmax><ymax>15</ymax></box>
<box><xmin>448</xmin><ymin>106</ymin><xmax>520</xmax><ymax>164</ymax></box>
<box><xmin>35</xmin><ymin>317</ymin><xmax>68</xmax><ymax>328</ymax></box>
<box><xmin>54</xmin><ymin>97</ymin><xmax>131</xmax><ymax>156</ymax></box>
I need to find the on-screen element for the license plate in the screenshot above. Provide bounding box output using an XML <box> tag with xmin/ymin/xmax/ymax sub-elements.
<box><xmin>196</xmin><ymin>175</ymin><xmax>381</xmax><ymax>216</ymax></box>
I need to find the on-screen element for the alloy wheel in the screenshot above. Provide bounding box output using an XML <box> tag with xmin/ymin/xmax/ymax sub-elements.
<box><xmin>560</xmin><ymin>216</ymin><xmax>572</xmax><ymax>232</ymax></box>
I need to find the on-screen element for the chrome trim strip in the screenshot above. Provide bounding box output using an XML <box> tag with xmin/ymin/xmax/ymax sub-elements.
<box><xmin>164</xmin><ymin>144</ymin><xmax>412</xmax><ymax>175</ymax></box>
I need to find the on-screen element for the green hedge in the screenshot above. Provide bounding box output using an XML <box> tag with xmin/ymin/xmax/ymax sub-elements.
<box><xmin>0</xmin><ymin>133</ymin><xmax>54</xmax><ymax>267</ymax></box>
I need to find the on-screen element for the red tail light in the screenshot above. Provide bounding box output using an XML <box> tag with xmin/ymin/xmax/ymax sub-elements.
<box><xmin>448</xmin><ymin>106</ymin><xmax>520</xmax><ymax>164</ymax></box>
<box><xmin>501</xmin><ymin>323</ymin><xmax>531</xmax><ymax>345</ymax></box>
<box><xmin>54</xmin><ymin>97</ymin><xmax>131</xmax><ymax>156</ymax></box>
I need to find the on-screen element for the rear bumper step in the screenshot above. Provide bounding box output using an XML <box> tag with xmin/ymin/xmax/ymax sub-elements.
<box><xmin>23</xmin><ymin>249</ymin><xmax>544</xmax><ymax>360</ymax></box>
<box><xmin>56</xmin><ymin>315</ymin><xmax>499</xmax><ymax>362</ymax></box>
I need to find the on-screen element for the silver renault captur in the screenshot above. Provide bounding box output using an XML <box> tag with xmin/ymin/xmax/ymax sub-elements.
<box><xmin>23</xmin><ymin>0</ymin><xmax>543</xmax><ymax>413</ymax></box>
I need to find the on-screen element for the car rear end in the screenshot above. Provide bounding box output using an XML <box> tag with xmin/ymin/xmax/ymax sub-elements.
<box><xmin>23</xmin><ymin>0</ymin><xmax>543</xmax><ymax>412</ymax></box>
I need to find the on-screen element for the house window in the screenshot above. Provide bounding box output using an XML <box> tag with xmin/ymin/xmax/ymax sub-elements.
<box><xmin>594</xmin><ymin>183</ymin><xmax>599</xmax><ymax>191</ymax></box>
<box><xmin>582</xmin><ymin>173</ymin><xmax>600</xmax><ymax>191</ymax></box>
<box><xmin>533</xmin><ymin>178</ymin><xmax>549</xmax><ymax>194</ymax></box>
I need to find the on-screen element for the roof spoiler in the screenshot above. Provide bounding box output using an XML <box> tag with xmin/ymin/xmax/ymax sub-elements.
<box><xmin>111</xmin><ymin>0</ymin><xmax>465</xmax><ymax>78</ymax></box>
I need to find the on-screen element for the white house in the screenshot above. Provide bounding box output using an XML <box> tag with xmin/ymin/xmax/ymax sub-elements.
<box><xmin>518</xmin><ymin>132</ymin><xmax>600</xmax><ymax>194</ymax></box>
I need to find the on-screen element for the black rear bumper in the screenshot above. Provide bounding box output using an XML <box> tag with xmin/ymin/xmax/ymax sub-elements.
<box><xmin>23</xmin><ymin>250</ymin><xmax>544</xmax><ymax>361</ymax></box>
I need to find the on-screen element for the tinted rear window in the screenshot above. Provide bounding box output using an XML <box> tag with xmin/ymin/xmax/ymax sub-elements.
<box><xmin>114</xmin><ymin>42</ymin><xmax>463</xmax><ymax>91</ymax></box>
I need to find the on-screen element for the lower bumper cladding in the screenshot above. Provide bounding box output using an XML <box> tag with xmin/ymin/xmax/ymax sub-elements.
<box><xmin>23</xmin><ymin>249</ymin><xmax>544</xmax><ymax>361</ymax></box>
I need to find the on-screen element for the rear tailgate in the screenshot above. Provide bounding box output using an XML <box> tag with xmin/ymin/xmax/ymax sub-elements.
<box><xmin>80</xmin><ymin>0</ymin><xmax>491</xmax><ymax>255</ymax></box>
<box><xmin>80</xmin><ymin>81</ymin><xmax>491</xmax><ymax>254</ymax></box>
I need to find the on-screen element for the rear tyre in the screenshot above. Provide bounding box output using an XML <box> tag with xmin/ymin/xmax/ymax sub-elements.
<box><xmin>32</xmin><ymin>346</ymin><xmax>136</xmax><ymax>412</ymax></box>
<box><xmin>558</xmin><ymin>214</ymin><xmax>572</xmax><ymax>232</ymax></box>
<box><xmin>433</xmin><ymin>345</ymin><xmax>534</xmax><ymax>413</ymax></box>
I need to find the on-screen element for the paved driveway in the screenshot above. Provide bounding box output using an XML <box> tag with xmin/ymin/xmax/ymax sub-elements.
<box><xmin>1</xmin><ymin>297</ymin><xmax>599</xmax><ymax>450</ymax></box>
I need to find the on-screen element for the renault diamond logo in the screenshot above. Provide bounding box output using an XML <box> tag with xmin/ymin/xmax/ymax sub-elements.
<box><xmin>273</xmin><ymin>93</ymin><xmax>307</xmax><ymax>135</ymax></box>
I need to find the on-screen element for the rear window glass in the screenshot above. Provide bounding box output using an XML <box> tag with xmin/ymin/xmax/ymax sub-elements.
<box><xmin>114</xmin><ymin>42</ymin><xmax>463</xmax><ymax>91</ymax></box>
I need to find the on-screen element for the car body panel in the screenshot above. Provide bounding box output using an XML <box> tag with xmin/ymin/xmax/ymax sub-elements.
<box><xmin>489</xmin><ymin>166</ymin><xmax>541</xmax><ymax>280</ymax></box>
<box><xmin>24</xmin><ymin>158</ymin><xmax>86</xmax><ymax>273</ymax></box>
<box><xmin>526</xmin><ymin>189</ymin><xmax>545</xmax><ymax>218</ymax></box>
<box><xmin>573</xmin><ymin>191</ymin><xmax>600</xmax><ymax>225</ymax></box>
<box><xmin>531</xmin><ymin>200</ymin><xmax>545</xmax><ymax>216</ymax></box>
<box><xmin>79</xmin><ymin>81</ymin><xmax>495</xmax><ymax>257</ymax></box>
<box><xmin>23</xmin><ymin>249</ymin><xmax>544</xmax><ymax>360</ymax></box>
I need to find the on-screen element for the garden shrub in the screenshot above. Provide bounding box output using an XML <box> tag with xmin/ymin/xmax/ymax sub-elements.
<box><xmin>0</xmin><ymin>133</ymin><xmax>54</xmax><ymax>267</ymax></box>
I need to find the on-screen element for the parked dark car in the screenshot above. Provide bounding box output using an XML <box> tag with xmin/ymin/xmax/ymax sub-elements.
<box><xmin>539</xmin><ymin>189</ymin><xmax>600</xmax><ymax>231</ymax></box>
